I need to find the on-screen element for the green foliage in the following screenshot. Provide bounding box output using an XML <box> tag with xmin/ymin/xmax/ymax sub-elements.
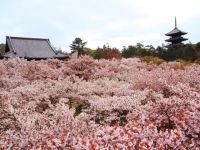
<box><xmin>0</xmin><ymin>43</ymin><xmax>5</xmax><ymax>56</ymax></box>
<box><xmin>68</xmin><ymin>37</ymin><xmax>200</xmax><ymax>62</ymax></box>
<box><xmin>67</xmin><ymin>96</ymin><xmax>73</xmax><ymax>109</ymax></box>
<box><xmin>195</xmin><ymin>42</ymin><xmax>200</xmax><ymax>60</ymax></box>
<box><xmin>122</xmin><ymin>45</ymin><xmax>138</xmax><ymax>58</ymax></box>
<box><xmin>157</xmin><ymin>43</ymin><xmax>197</xmax><ymax>61</ymax></box>
<box><xmin>94</xmin><ymin>45</ymin><xmax>108</xmax><ymax>59</ymax></box>
<box><xmin>83</xmin><ymin>47</ymin><xmax>95</xmax><ymax>58</ymax></box>
<box><xmin>91</xmin><ymin>109</ymin><xmax>129</xmax><ymax>126</ymax></box>
<box><xmin>92</xmin><ymin>44</ymin><xmax>121</xmax><ymax>60</ymax></box>
<box><xmin>92</xmin><ymin>42</ymin><xmax>200</xmax><ymax>62</ymax></box>
<box><xmin>136</xmin><ymin>43</ymin><xmax>144</xmax><ymax>49</ymax></box>
<box><xmin>70</xmin><ymin>38</ymin><xmax>87</xmax><ymax>57</ymax></box>
<box><xmin>74</xmin><ymin>105</ymin><xmax>82</xmax><ymax>117</ymax></box>
<box><xmin>67</xmin><ymin>96</ymin><xmax>90</xmax><ymax>117</ymax></box>
<box><xmin>140</xmin><ymin>56</ymin><xmax>165</xmax><ymax>65</ymax></box>
<box><xmin>122</xmin><ymin>44</ymin><xmax>157</xmax><ymax>58</ymax></box>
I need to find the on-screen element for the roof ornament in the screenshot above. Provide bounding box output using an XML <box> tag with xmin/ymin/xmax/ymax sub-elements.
<box><xmin>175</xmin><ymin>16</ymin><xmax>177</xmax><ymax>28</ymax></box>
<box><xmin>165</xmin><ymin>17</ymin><xmax>188</xmax><ymax>45</ymax></box>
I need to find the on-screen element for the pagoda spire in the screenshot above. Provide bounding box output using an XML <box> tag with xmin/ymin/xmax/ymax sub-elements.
<box><xmin>165</xmin><ymin>17</ymin><xmax>188</xmax><ymax>45</ymax></box>
<box><xmin>175</xmin><ymin>16</ymin><xmax>177</xmax><ymax>28</ymax></box>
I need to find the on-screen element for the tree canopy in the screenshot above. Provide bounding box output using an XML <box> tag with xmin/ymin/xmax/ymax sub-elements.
<box><xmin>70</xmin><ymin>38</ymin><xmax>87</xmax><ymax>57</ymax></box>
<box><xmin>82</xmin><ymin>42</ymin><xmax>200</xmax><ymax>62</ymax></box>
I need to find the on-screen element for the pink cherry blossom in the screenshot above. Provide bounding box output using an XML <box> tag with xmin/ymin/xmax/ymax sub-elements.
<box><xmin>0</xmin><ymin>56</ymin><xmax>199</xmax><ymax>149</ymax></box>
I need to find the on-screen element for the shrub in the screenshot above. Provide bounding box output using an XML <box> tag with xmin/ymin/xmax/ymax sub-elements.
<box><xmin>140</xmin><ymin>56</ymin><xmax>165</xmax><ymax>65</ymax></box>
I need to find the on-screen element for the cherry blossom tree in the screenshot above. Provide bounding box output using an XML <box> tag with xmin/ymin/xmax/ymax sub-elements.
<box><xmin>0</xmin><ymin>56</ymin><xmax>199</xmax><ymax>149</ymax></box>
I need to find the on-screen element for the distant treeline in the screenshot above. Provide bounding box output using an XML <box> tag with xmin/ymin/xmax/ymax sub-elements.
<box><xmin>1</xmin><ymin>41</ymin><xmax>200</xmax><ymax>62</ymax></box>
<box><xmin>83</xmin><ymin>42</ymin><xmax>200</xmax><ymax>62</ymax></box>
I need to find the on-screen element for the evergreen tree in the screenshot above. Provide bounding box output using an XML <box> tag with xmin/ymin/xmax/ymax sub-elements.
<box><xmin>70</xmin><ymin>38</ymin><xmax>87</xmax><ymax>57</ymax></box>
<box><xmin>122</xmin><ymin>45</ymin><xmax>138</xmax><ymax>58</ymax></box>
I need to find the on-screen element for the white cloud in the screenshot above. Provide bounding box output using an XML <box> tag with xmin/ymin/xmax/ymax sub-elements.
<box><xmin>118</xmin><ymin>0</ymin><xmax>200</xmax><ymax>18</ymax></box>
<box><xmin>117</xmin><ymin>0</ymin><xmax>200</xmax><ymax>28</ymax></box>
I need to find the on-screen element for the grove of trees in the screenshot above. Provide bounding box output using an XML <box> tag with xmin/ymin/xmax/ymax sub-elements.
<box><xmin>69</xmin><ymin>38</ymin><xmax>200</xmax><ymax>62</ymax></box>
<box><xmin>1</xmin><ymin>37</ymin><xmax>200</xmax><ymax>62</ymax></box>
<box><xmin>87</xmin><ymin>43</ymin><xmax>200</xmax><ymax>62</ymax></box>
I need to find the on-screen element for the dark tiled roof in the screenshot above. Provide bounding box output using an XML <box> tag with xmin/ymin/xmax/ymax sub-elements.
<box><xmin>165</xmin><ymin>36</ymin><xmax>188</xmax><ymax>42</ymax></box>
<box><xmin>4</xmin><ymin>36</ymin><xmax>69</xmax><ymax>59</ymax></box>
<box><xmin>165</xmin><ymin>27</ymin><xmax>187</xmax><ymax>36</ymax></box>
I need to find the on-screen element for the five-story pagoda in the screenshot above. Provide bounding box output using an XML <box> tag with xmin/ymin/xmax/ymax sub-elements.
<box><xmin>165</xmin><ymin>17</ymin><xmax>188</xmax><ymax>45</ymax></box>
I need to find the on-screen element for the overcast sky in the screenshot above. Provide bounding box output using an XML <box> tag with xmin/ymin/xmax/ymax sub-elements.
<box><xmin>0</xmin><ymin>0</ymin><xmax>200</xmax><ymax>51</ymax></box>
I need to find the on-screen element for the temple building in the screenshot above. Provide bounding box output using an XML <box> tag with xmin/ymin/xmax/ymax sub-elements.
<box><xmin>3</xmin><ymin>36</ymin><xmax>69</xmax><ymax>60</ymax></box>
<box><xmin>165</xmin><ymin>17</ymin><xmax>188</xmax><ymax>45</ymax></box>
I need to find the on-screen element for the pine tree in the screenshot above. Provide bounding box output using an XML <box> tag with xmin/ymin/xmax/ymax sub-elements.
<box><xmin>70</xmin><ymin>38</ymin><xmax>87</xmax><ymax>57</ymax></box>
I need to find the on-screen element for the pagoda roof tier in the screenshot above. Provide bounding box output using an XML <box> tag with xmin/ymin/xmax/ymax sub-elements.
<box><xmin>165</xmin><ymin>36</ymin><xmax>188</xmax><ymax>42</ymax></box>
<box><xmin>165</xmin><ymin>27</ymin><xmax>187</xmax><ymax>36</ymax></box>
